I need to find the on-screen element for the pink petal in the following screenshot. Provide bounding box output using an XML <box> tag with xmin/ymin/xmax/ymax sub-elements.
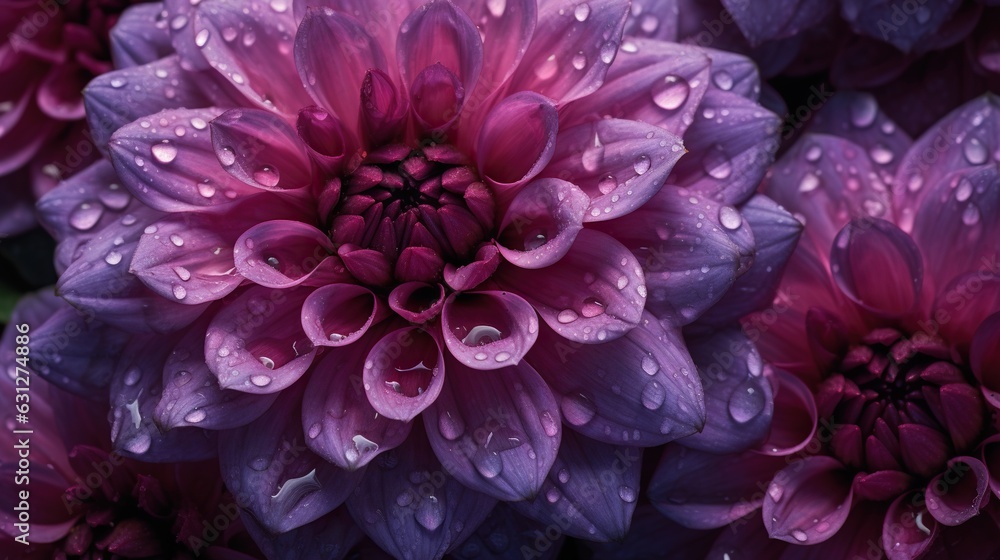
<box><xmin>453</xmin><ymin>0</ymin><xmax>536</xmax><ymax>103</ymax></box>
<box><xmin>852</xmin><ymin>470</ymin><xmax>914</xmax><ymax>502</ymax></box>
<box><xmin>359</xmin><ymin>68</ymin><xmax>410</xmax><ymax>147</ymax></box>
<box><xmin>882</xmin><ymin>491</ymin><xmax>937</xmax><ymax>560</ymax></box>
<box><xmin>476</xmin><ymin>91</ymin><xmax>559</xmax><ymax>194</ymax></box>
<box><xmin>297</xmin><ymin>106</ymin><xmax>352</xmax><ymax>176</ymax></box>
<box><xmin>542</xmin><ymin>118</ymin><xmax>684</xmax><ymax>221</ymax></box>
<box><xmin>35</xmin><ymin>60</ymin><xmax>86</xmax><ymax>120</ymax></box>
<box><xmin>925</xmin><ymin>457</ymin><xmax>990</xmax><ymax>526</ymax></box>
<box><xmin>497</xmin><ymin>229</ymin><xmax>645</xmax><ymax>343</ymax></box>
<box><xmin>443</xmin><ymin>243</ymin><xmax>501</xmax><ymax>291</ymax></box>
<box><xmin>762</xmin><ymin>456</ymin><xmax>854</xmax><ymax>545</ymax></box>
<box><xmin>301</xmin><ymin>284</ymin><xmax>387</xmax><ymax>348</ymax></box>
<box><xmin>388</xmin><ymin>282</ymin><xmax>446</xmax><ymax>323</ymax></box>
<box><xmin>758</xmin><ymin>369</ymin><xmax>819</xmax><ymax>456</ymax></box>
<box><xmin>294</xmin><ymin>7</ymin><xmax>388</xmax><ymax>122</ymax></box>
<box><xmin>363</xmin><ymin>327</ymin><xmax>445</xmax><ymax>422</ymax></box>
<box><xmin>442</xmin><ymin>291</ymin><xmax>538</xmax><ymax>370</ymax></box>
<box><xmin>971</xmin><ymin>312</ymin><xmax>1000</xmax><ymax>409</ymax></box>
<box><xmin>898</xmin><ymin>423</ymin><xmax>951</xmax><ymax>479</ymax></box>
<box><xmin>496</xmin><ymin>178</ymin><xmax>589</xmax><ymax>269</ymax></box>
<box><xmin>932</xmin><ymin>274</ymin><xmax>1000</xmax><ymax>359</ymax></box>
<box><xmin>830</xmin><ymin>218</ymin><xmax>923</xmax><ymax>317</ymax></box>
<box><xmin>210</xmin><ymin>108</ymin><xmax>314</xmax><ymax>190</ymax></box>
<box><xmin>234</xmin><ymin>220</ymin><xmax>336</xmax><ymax>288</ymax></box>
<box><xmin>410</xmin><ymin>63</ymin><xmax>465</xmax><ymax>132</ymax></box>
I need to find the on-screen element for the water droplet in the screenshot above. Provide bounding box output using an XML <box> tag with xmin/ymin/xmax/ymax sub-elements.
<box><xmin>962</xmin><ymin>205</ymin><xmax>981</xmax><ymax>225</ymax></box>
<box><xmin>798</xmin><ymin>172</ymin><xmax>820</xmax><ymax>193</ymax></box>
<box><xmin>487</xmin><ymin>0</ymin><xmax>506</xmax><ymax>17</ymax></box>
<box><xmin>69</xmin><ymin>202</ymin><xmax>103</xmax><ymax>231</ymax></box>
<box><xmin>195</xmin><ymin>28</ymin><xmax>210</xmax><ymax>47</ymax></box>
<box><xmin>170</xmin><ymin>15</ymin><xmax>188</xmax><ymax>30</ymax></box>
<box><xmin>805</xmin><ymin>144</ymin><xmax>822</xmax><ymax>162</ymax></box>
<box><xmin>869</xmin><ymin>143</ymin><xmax>893</xmax><ymax>165</ymax></box>
<box><xmin>963</xmin><ymin>137</ymin><xmax>988</xmax><ymax>165</ymax></box>
<box><xmin>580</xmin><ymin>297</ymin><xmax>605</xmax><ymax>318</ymax></box>
<box><xmin>546</xmin><ymin>487</ymin><xmax>560</xmax><ymax>503</ymax></box>
<box><xmin>557</xmin><ymin>469</ymin><xmax>570</xmax><ymax>483</ymax></box>
<box><xmin>641</xmin><ymin>381</ymin><xmax>665</xmax><ymax>410</ymax></box>
<box><xmin>599</xmin><ymin>41</ymin><xmax>616</xmax><ymax>64</ymax></box>
<box><xmin>557</xmin><ymin>309</ymin><xmax>579</xmax><ymax>323</ymax></box>
<box><xmin>560</xmin><ymin>393</ymin><xmax>596</xmax><ymax>425</ymax></box>
<box><xmin>572</xmin><ymin>51</ymin><xmax>587</xmax><ymax>70</ymax></box>
<box><xmin>474</xmin><ymin>448</ymin><xmax>503</xmax><ymax>478</ymax></box>
<box><xmin>172</xmin><ymin>285</ymin><xmax>187</xmax><ymax>300</ymax></box>
<box><xmin>124</xmin><ymin>431</ymin><xmax>152</xmax><ymax>455</ymax></box>
<box><xmin>728</xmin><ymin>379</ymin><xmax>766</xmax><ymax>423</ymax></box>
<box><xmin>534</xmin><ymin>54</ymin><xmax>558</xmax><ymax>80</ymax></box>
<box><xmin>123</xmin><ymin>367</ymin><xmax>141</xmax><ymax>386</ymax></box>
<box><xmin>719</xmin><ymin>206</ymin><xmax>742</xmax><ymax>230</ymax></box>
<box><xmin>639</xmin><ymin>14</ymin><xmax>659</xmax><ymax>33</ymax></box>
<box><xmin>618</xmin><ymin>485</ymin><xmax>637</xmax><ymax>503</ymax></box>
<box><xmin>849</xmin><ymin>96</ymin><xmax>877</xmax><ymax>128</ymax></box>
<box><xmin>641</xmin><ymin>355</ymin><xmax>659</xmax><ymax>375</ymax></box>
<box><xmin>574</xmin><ymin>3</ymin><xmax>590</xmax><ymax>21</ymax></box>
<box><xmin>415</xmin><ymin>495</ymin><xmax>445</xmax><ymax>531</ymax></box>
<box><xmin>523</xmin><ymin>230</ymin><xmax>547</xmax><ymax>251</ymax></box>
<box><xmin>253</xmin><ymin>166</ymin><xmax>280</xmax><ymax>187</ymax></box>
<box><xmin>617</xmin><ymin>275</ymin><xmax>629</xmax><ymax>289</ymax></box>
<box><xmin>633</xmin><ymin>155</ymin><xmax>651</xmax><ymax>175</ymax></box>
<box><xmin>651</xmin><ymin>75</ymin><xmax>689</xmax><ymax>111</ymax></box>
<box><xmin>598</xmin><ymin>175</ymin><xmax>617</xmax><ymax>195</ymax></box>
<box><xmin>956</xmin><ymin>178</ymin><xmax>973</xmax><ymax>202</ymax></box>
<box><xmin>151</xmin><ymin>142</ymin><xmax>178</xmax><ymax>163</ymax></box>
<box><xmin>713</xmin><ymin>70</ymin><xmax>733</xmax><ymax>91</ymax></box>
<box><xmin>438</xmin><ymin>411</ymin><xmax>465</xmax><ymax>440</ymax></box>
<box><xmin>396</xmin><ymin>491</ymin><xmax>413</xmax><ymax>507</ymax></box>
<box><xmin>105</xmin><ymin>251</ymin><xmax>123</xmax><ymax>265</ymax></box>
<box><xmin>270</xmin><ymin>0</ymin><xmax>288</xmax><ymax>12</ymax></box>
<box><xmin>169</xmin><ymin>233</ymin><xmax>184</xmax><ymax>247</ymax></box>
<box><xmin>791</xmin><ymin>530</ymin><xmax>808</xmax><ymax>542</ymax></box>
<box><xmin>219</xmin><ymin>147</ymin><xmax>236</xmax><ymax>166</ymax></box>
<box><xmin>222</xmin><ymin>26</ymin><xmax>238</xmax><ymax>42</ymax></box>
<box><xmin>462</xmin><ymin>325</ymin><xmax>503</xmax><ymax>346</ymax></box>
<box><xmin>110</xmin><ymin>77</ymin><xmax>126</xmax><ymax>88</ymax></box>
<box><xmin>190</xmin><ymin>117</ymin><xmax>208</xmax><ymax>130</ymax></box>
<box><xmin>767</xmin><ymin>484</ymin><xmax>783</xmax><ymax>502</ymax></box>
<box><xmin>250</xmin><ymin>374</ymin><xmax>272</xmax><ymax>387</ymax></box>
<box><xmin>184</xmin><ymin>409</ymin><xmax>206</xmax><ymax>423</ymax></box>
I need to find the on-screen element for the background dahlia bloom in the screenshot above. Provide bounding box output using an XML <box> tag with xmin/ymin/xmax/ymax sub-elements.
<box><xmin>0</xmin><ymin>0</ymin><xmax>153</xmax><ymax>237</ymax></box>
<box><xmin>648</xmin><ymin>93</ymin><xmax>1000</xmax><ymax>559</ymax></box>
<box><xmin>35</xmin><ymin>0</ymin><xmax>791</xmax><ymax>555</ymax></box>
<box><xmin>623</xmin><ymin>0</ymin><xmax>1000</xmax><ymax>137</ymax></box>
<box><xmin>0</xmin><ymin>292</ymin><xmax>261</xmax><ymax>559</ymax></box>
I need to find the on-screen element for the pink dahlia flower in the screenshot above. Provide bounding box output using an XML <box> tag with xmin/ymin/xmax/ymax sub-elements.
<box><xmin>0</xmin><ymin>292</ymin><xmax>262</xmax><ymax>559</ymax></box>
<box><xmin>0</xmin><ymin>0</ymin><xmax>155</xmax><ymax>236</ymax></box>
<box><xmin>36</xmin><ymin>0</ymin><xmax>791</xmax><ymax>555</ymax></box>
<box><xmin>649</xmin><ymin>92</ymin><xmax>1000</xmax><ymax>559</ymax></box>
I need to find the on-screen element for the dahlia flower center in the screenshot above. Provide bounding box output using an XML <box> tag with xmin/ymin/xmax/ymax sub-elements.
<box><xmin>825</xmin><ymin>327</ymin><xmax>986</xmax><ymax>476</ymax></box>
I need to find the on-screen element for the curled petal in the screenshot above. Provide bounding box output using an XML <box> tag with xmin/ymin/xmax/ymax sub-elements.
<box><xmin>363</xmin><ymin>327</ymin><xmax>445</xmax><ymax>422</ymax></box>
<box><xmin>297</xmin><ymin>106</ymin><xmax>351</xmax><ymax>175</ymax></box>
<box><xmin>543</xmin><ymin>119</ymin><xmax>684</xmax><ymax>222</ymax></box>
<box><xmin>762</xmin><ymin>456</ymin><xmax>854</xmax><ymax>545</ymax></box>
<box><xmin>302</xmin><ymin>284</ymin><xmax>386</xmax><ymax>348</ymax></box>
<box><xmin>388</xmin><ymin>282</ymin><xmax>446</xmax><ymax>323</ymax></box>
<box><xmin>497</xmin><ymin>179</ymin><xmax>589</xmax><ymax>269</ymax></box>
<box><xmin>410</xmin><ymin>63</ymin><xmax>465</xmax><ymax>132</ymax></box>
<box><xmin>759</xmin><ymin>369</ymin><xmax>819</xmax><ymax>456</ymax></box>
<box><xmin>925</xmin><ymin>457</ymin><xmax>990</xmax><ymax>526</ymax></box>
<box><xmin>830</xmin><ymin>218</ymin><xmax>923</xmax><ymax>317</ymax></box>
<box><xmin>205</xmin><ymin>286</ymin><xmax>317</xmax><ymax>394</ymax></box>
<box><xmin>443</xmin><ymin>244</ymin><xmax>500</xmax><ymax>291</ymax></box>
<box><xmin>971</xmin><ymin>312</ymin><xmax>1000</xmax><ymax>409</ymax></box>
<box><xmin>442</xmin><ymin>291</ymin><xmax>539</xmax><ymax>370</ymax></box>
<box><xmin>883</xmin><ymin>491</ymin><xmax>937</xmax><ymax>560</ymax></box>
<box><xmin>234</xmin><ymin>220</ymin><xmax>335</xmax><ymax>288</ymax></box>
<box><xmin>476</xmin><ymin>91</ymin><xmax>559</xmax><ymax>194</ymax></box>
<box><xmin>359</xmin><ymin>69</ymin><xmax>409</xmax><ymax>147</ymax></box>
<box><xmin>496</xmin><ymin>229</ymin><xmax>645</xmax><ymax>344</ymax></box>
<box><xmin>211</xmin><ymin>108</ymin><xmax>313</xmax><ymax>190</ymax></box>
<box><xmin>423</xmin><ymin>356</ymin><xmax>561</xmax><ymax>501</ymax></box>
<box><xmin>219</xmin><ymin>388</ymin><xmax>362</xmax><ymax>533</ymax></box>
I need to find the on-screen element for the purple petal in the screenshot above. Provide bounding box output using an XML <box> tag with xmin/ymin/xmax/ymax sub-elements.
<box><xmin>192</xmin><ymin>0</ymin><xmax>312</xmax><ymax>112</ymax></box>
<box><xmin>443</xmin><ymin>244</ymin><xmax>501</xmax><ymax>291</ymax></box>
<box><xmin>359</xmin><ymin>69</ymin><xmax>410</xmax><ymax>148</ymax></box>
<box><xmin>243</xmin><ymin>507</ymin><xmax>363</xmax><ymax>560</ymax></box>
<box><xmin>205</xmin><ymin>285</ymin><xmax>317</xmax><ymax>394</ymax></box>
<box><xmin>389</xmin><ymin>282</ymin><xmax>446</xmax><ymax>323</ymax></box>
<box><xmin>495</xmin><ymin>229</ymin><xmax>645</xmax><ymax>343</ymax></box>
<box><xmin>670</xmin><ymin>90</ymin><xmax>781</xmax><ymax>205</ymax></box>
<box><xmin>210</xmin><ymin>108</ymin><xmax>314</xmax><ymax>190</ymax></box>
<box><xmin>650</xmin><ymin>445</ymin><xmax>785</xmax><ymax>529</ymax></box>
<box><xmin>707</xmin><ymin>513</ymin><xmax>789</xmax><ymax>560</ymax></box>
<box><xmin>542</xmin><ymin>119</ymin><xmax>684</xmax><ymax>221</ymax></box>
<box><xmin>496</xmin><ymin>179</ymin><xmax>588</xmax><ymax>269</ymax></box>
<box><xmin>510</xmin><ymin>430</ymin><xmax>640</xmax><ymax>541</ymax></box>
<box><xmin>476</xmin><ymin>91</ymin><xmax>558</xmax><ymax>193</ymax></box>
<box><xmin>294</xmin><ymin>7</ymin><xmax>388</xmax><ymax>122</ymax></box>
<box><xmin>623</xmin><ymin>0</ymin><xmax>680</xmax><ymax>42</ymax></box>
<box><xmin>449</xmin><ymin>503</ymin><xmax>566</xmax><ymax>559</ymax></box>
<box><xmin>841</xmin><ymin>0</ymin><xmax>959</xmax><ymax>52</ymax></box>
<box><xmin>925</xmin><ymin>457</ymin><xmax>990</xmax><ymax>526</ymax></box>
<box><xmin>301</xmin><ymin>284</ymin><xmax>387</xmax><ymax>348</ymax></box>
<box><xmin>830</xmin><ymin>218</ymin><xmax>923</xmax><ymax>317</ymax></box>
<box><xmin>302</xmin><ymin>325</ymin><xmax>412</xmax><ymax>470</ymax></box>
<box><xmin>510</xmin><ymin>0</ymin><xmax>629</xmax><ymax>104</ymax></box>
<box><xmin>883</xmin><ymin>491</ymin><xmax>937</xmax><ymax>560</ymax></box>
<box><xmin>560</xmin><ymin>39</ymin><xmax>710</xmax><ymax>137</ymax></box>
<box><xmin>701</xmin><ymin>46</ymin><xmax>763</xmax><ymax>100</ymax></box>
<box><xmin>681</xmin><ymin>330</ymin><xmax>774</xmax><ymax>453</ymax></box>
<box><xmin>363</xmin><ymin>327</ymin><xmax>445</xmax><ymax>422</ymax></box>
<box><xmin>723</xmin><ymin>0</ymin><xmax>832</xmax><ymax>45</ymax></box>
<box><xmin>762</xmin><ymin>456</ymin><xmax>854</xmax><ymax>544</ymax></box>
<box><xmin>218</xmin><ymin>386</ymin><xmax>362</xmax><ymax>533</ymax></box>
<box><xmin>397</xmin><ymin>0</ymin><xmax>483</xmax><ymax>111</ymax></box>
<box><xmin>442</xmin><ymin>291</ymin><xmax>539</xmax><ymax>370</ymax></box>
<box><xmin>233</xmin><ymin>220</ymin><xmax>336</xmax><ymax>288</ymax></box>
<box><xmin>297</xmin><ymin>106</ymin><xmax>353</xmax><ymax>175</ymax></box>
<box><xmin>110</xmin><ymin>108</ymin><xmax>261</xmax><ymax>212</ymax></box>
<box><xmin>592</xmin><ymin>187</ymin><xmax>743</xmax><ymax>327</ymax></box>
<box><xmin>528</xmin><ymin>314</ymin><xmax>705</xmax><ymax>445</ymax></box>
<box><xmin>109</xmin><ymin>4</ymin><xmax>174</xmax><ymax>68</ymax></box>
<box><xmin>971</xmin><ymin>312</ymin><xmax>1000</xmax><ymax>409</ymax></box>
<box><xmin>423</xmin><ymin>355</ymin><xmax>561</xmax><ymax>501</ymax></box>
<box><xmin>410</xmin><ymin>63</ymin><xmax>465</xmax><ymax>132</ymax></box>
<box><xmin>155</xmin><ymin>319</ymin><xmax>277</xmax><ymax>430</ymax></box>
<box><xmin>346</xmin><ymin>423</ymin><xmax>496</xmax><ymax>558</ymax></box>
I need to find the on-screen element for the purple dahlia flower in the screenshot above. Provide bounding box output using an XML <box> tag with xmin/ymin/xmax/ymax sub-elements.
<box><xmin>35</xmin><ymin>0</ymin><xmax>791</xmax><ymax>555</ymax></box>
<box><xmin>0</xmin><ymin>292</ymin><xmax>262</xmax><ymax>558</ymax></box>
<box><xmin>648</xmin><ymin>92</ymin><xmax>1000</xmax><ymax>559</ymax></box>
<box><xmin>0</xmin><ymin>0</ymin><xmax>154</xmax><ymax>237</ymax></box>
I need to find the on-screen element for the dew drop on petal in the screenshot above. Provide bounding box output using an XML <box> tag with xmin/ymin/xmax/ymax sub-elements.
<box><xmin>804</xmin><ymin>144</ymin><xmax>822</xmax><ymax>162</ymax></box>
<box><xmin>728</xmin><ymin>379</ymin><xmax>766</xmax><ymax>423</ymax></box>
<box><xmin>574</xmin><ymin>3</ymin><xmax>590</xmax><ymax>21</ymax></box>
<box><xmin>151</xmin><ymin>142</ymin><xmax>178</xmax><ymax>163</ymax></box>
<box><xmin>487</xmin><ymin>0</ymin><xmax>506</xmax><ymax>17</ymax></box>
<box><xmin>474</xmin><ymin>449</ymin><xmax>503</xmax><ymax>478</ymax></box>
<box><xmin>572</xmin><ymin>51</ymin><xmax>587</xmax><ymax>70</ymax></box>
<box><xmin>253</xmin><ymin>166</ymin><xmax>280</xmax><ymax>187</ymax></box>
<box><xmin>184</xmin><ymin>409</ymin><xmax>206</xmax><ymax>423</ymax></box>
<box><xmin>849</xmin><ymin>96</ymin><xmax>877</xmax><ymax>128</ymax></box>
<box><xmin>415</xmin><ymin>495</ymin><xmax>445</xmax><ymax>531</ymax></box>
<box><xmin>963</xmin><ymin>137</ymin><xmax>988</xmax><ymax>165</ymax></box>
<box><xmin>956</xmin><ymin>178</ymin><xmax>973</xmax><ymax>202</ymax></box>
<box><xmin>651</xmin><ymin>75</ymin><xmax>689</xmax><ymax>111</ymax></box>
<box><xmin>712</xmin><ymin>70</ymin><xmax>733</xmax><ymax>91</ymax></box>
<box><xmin>633</xmin><ymin>155</ymin><xmax>651</xmax><ymax>175</ymax></box>
<box><xmin>641</xmin><ymin>355</ymin><xmax>659</xmax><ymax>375</ymax></box>
<box><xmin>560</xmin><ymin>393</ymin><xmax>596</xmax><ymax>425</ymax></box>
<box><xmin>104</xmin><ymin>251</ymin><xmax>123</xmax><ymax>265</ymax></box>
<box><xmin>438</xmin><ymin>411</ymin><xmax>465</xmax><ymax>440</ymax></box>
<box><xmin>962</xmin><ymin>205</ymin><xmax>981</xmax><ymax>225</ymax></box>
<box><xmin>69</xmin><ymin>202</ymin><xmax>103</xmax><ymax>231</ymax></box>
<box><xmin>641</xmin><ymin>381</ymin><xmax>665</xmax><ymax>410</ymax></box>
<box><xmin>798</xmin><ymin>172</ymin><xmax>820</xmax><ymax>192</ymax></box>
<box><xmin>195</xmin><ymin>28</ymin><xmax>210</xmax><ymax>47</ymax></box>
<box><xmin>219</xmin><ymin>147</ymin><xmax>236</xmax><ymax>166</ymax></box>
<box><xmin>791</xmin><ymin>530</ymin><xmax>808</xmax><ymax>543</ymax></box>
<box><xmin>172</xmin><ymin>285</ymin><xmax>187</xmax><ymax>300</ymax></box>
<box><xmin>618</xmin><ymin>485</ymin><xmax>637</xmax><ymax>503</ymax></box>
<box><xmin>598</xmin><ymin>175</ymin><xmax>617</xmax><ymax>195</ymax></box>
<box><xmin>719</xmin><ymin>205</ymin><xmax>742</xmax><ymax>230</ymax></box>
<box><xmin>190</xmin><ymin>117</ymin><xmax>208</xmax><ymax>130</ymax></box>
<box><xmin>868</xmin><ymin>143</ymin><xmax>893</xmax><ymax>165</ymax></box>
<box><xmin>250</xmin><ymin>374</ymin><xmax>272</xmax><ymax>387</ymax></box>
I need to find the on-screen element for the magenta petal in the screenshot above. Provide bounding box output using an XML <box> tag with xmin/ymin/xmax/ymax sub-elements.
<box><xmin>442</xmin><ymin>291</ymin><xmax>538</xmax><ymax>370</ymax></box>
<box><xmin>852</xmin><ymin>470</ymin><xmax>914</xmax><ymax>502</ymax></box>
<box><xmin>297</xmin><ymin>106</ymin><xmax>351</xmax><ymax>175</ymax></box>
<box><xmin>542</xmin><ymin>119</ymin><xmax>684</xmax><ymax>222</ymax></box>
<box><xmin>453</xmin><ymin>0</ymin><xmax>536</xmax><ymax>100</ymax></box>
<box><xmin>497</xmin><ymin>178</ymin><xmax>588</xmax><ymax>269</ymax></box>
<box><xmin>346</xmin><ymin>423</ymin><xmax>495</xmax><ymax>558</ymax></box>
<box><xmin>397</xmin><ymin>0</ymin><xmax>483</xmax><ymax>105</ymax></box>
<box><xmin>528</xmin><ymin>314</ymin><xmax>705</xmax><ymax>445</ymax></box>
<box><xmin>388</xmin><ymin>282</ymin><xmax>446</xmax><ymax>323</ymax></box>
<box><xmin>650</xmin><ymin>445</ymin><xmax>785</xmax><ymax>529</ymax></box>
<box><xmin>983</xmin><ymin>435</ymin><xmax>1000</xmax><ymax>499</ymax></box>
<box><xmin>759</xmin><ymin>369</ymin><xmax>819</xmax><ymax>456</ymax></box>
<box><xmin>155</xmin><ymin>320</ymin><xmax>277</xmax><ymax>430</ymax></box>
<box><xmin>830</xmin><ymin>218</ymin><xmax>923</xmax><ymax>317</ymax></box>
<box><xmin>35</xmin><ymin>61</ymin><xmax>85</xmax><ymax>120</ymax></box>
<box><xmin>934</xmin><ymin>275</ymin><xmax>1000</xmax><ymax>359</ymax></box>
<box><xmin>363</xmin><ymin>327</ymin><xmax>444</xmax><ymax>422</ymax></box>
<box><xmin>205</xmin><ymin>286</ymin><xmax>317</xmax><ymax>394</ymax></box>
<box><xmin>898</xmin><ymin>423</ymin><xmax>951</xmax><ymax>479</ymax></box>
<box><xmin>301</xmin><ymin>284</ymin><xmax>385</xmax><ymax>348</ymax></box>
<box><xmin>339</xmin><ymin>245</ymin><xmax>394</xmax><ymax>286</ymax></box>
<box><xmin>210</xmin><ymin>108</ymin><xmax>313</xmax><ymax>190</ymax></box>
<box><xmin>971</xmin><ymin>312</ymin><xmax>1000</xmax><ymax>409</ymax></box>
<box><xmin>109</xmin><ymin>4</ymin><xmax>174</xmax><ymax>68</ymax></box>
<box><xmin>410</xmin><ymin>63</ymin><xmax>465</xmax><ymax>132</ymax></box>
<box><xmin>234</xmin><ymin>220</ymin><xmax>335</xmax><ymax>288</ymax></box>
<box><xmin>882</xmin><ymin>491</ymin><xmax>937</xmax><ymax>560</ymax></box>
<box><xmin>359</xmin><ymin>69</ymin><xmax>410</xmax><ymax>148</ymax></box>
<box><xmin>109</xmin><ymin>108</ymin><xmax>259</xmax><ymax>212</ymax></box>
<box><xmin>496</xmin><ymin>229</ymin><xmax>645</xmax><ymax>343</ymax></box>
<box><xmin>510</xmin><ymin>0</ymin><xmax>629</xmax><ymax>104</ymax></box>
<box><xmin>423</xmin><ymin>355</ymin><xmax>561</xmax><ymax>501</ymax></box>
<box><xmin>476</xmin><ymin>91</ymin><xmax>559</xmax><ymax>194</ymax></box>
<box><xmin>443</xmin><ymin>244</ymin><xmax>500</xmax><ymax>291</ymax></box>
<box><xmin>218</xmin><ymin>387</ymin><xmax>362</xmax><ymax>533</ymax></box>
<box><xmin>681</xmin><ymin>330</ymin><xmax>774</xmax><ymax>454</ymax></box>
<box><xmin>294</xmin><ymin>7</ymin><xmax>388</xmax><ymax>122</ymax></box>
<box><xmin>511</xmin><ymin>430</ymin><xmax>640</xmax><ymax>541</ymax></box>
<box><xmin>560</xmin><ymin>39</ymin><xmax>710</xmax><ymax>137</ymax></box>
<box><xmin>925</xmin><ymin>457</ymin><xmax>990</xmax><ymax>526</ymax></box>
<box><xmin>762</xmin><ymin>456</ymin><xmax>854</xmax><ymax>545</ymax></box>
<box><xmin>302</xmin><ymin>328</ymin><xmax>412</xmax><ymax>470</ymax></box>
